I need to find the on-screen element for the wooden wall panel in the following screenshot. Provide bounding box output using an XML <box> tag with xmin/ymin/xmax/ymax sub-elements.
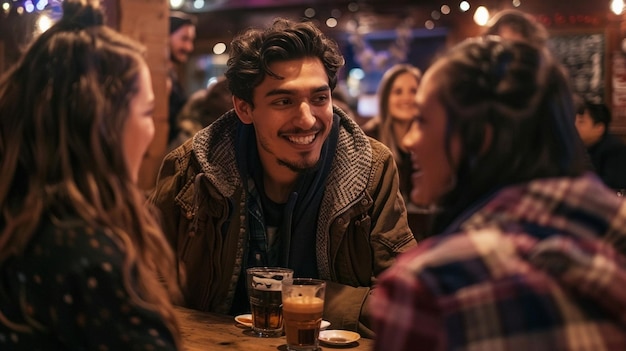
<box><xmin>116</xmin><ymin>0</ymin><xmax>170</xmax><ymax>191</ymax></box>
<box><xmin>0</xmin><ymin>42</ymin><xmax>4</xmax><ymax>75</ymax></box>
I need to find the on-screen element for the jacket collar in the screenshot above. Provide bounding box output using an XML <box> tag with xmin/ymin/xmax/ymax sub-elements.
<box><xmin>191</xmin><ymin>109</ymin><xmax>242</xmax><ymax>198</ymax></box>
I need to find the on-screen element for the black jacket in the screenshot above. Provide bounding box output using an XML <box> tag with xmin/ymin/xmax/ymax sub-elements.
<box><xmin>588</xmin><ymin>133</ymin><xmax>626</xmax><ymax>189</ymax></box>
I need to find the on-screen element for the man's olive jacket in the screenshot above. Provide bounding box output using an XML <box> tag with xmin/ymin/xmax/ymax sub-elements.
<box><xmin>149</xmin><ymin>107</ymin><xmax>416</xmax><ymax>337</ymax></box>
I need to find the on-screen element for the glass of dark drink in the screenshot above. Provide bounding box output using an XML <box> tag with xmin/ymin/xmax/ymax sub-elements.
<box><xmin>281</xmin><ymin>278</ymin><xmax>326</xmax><ymax>351</ymax></box>
<box><xmin>246</xmin><ymin>267</ymin><xmax>294</xmax><ymax>337</ymax></box>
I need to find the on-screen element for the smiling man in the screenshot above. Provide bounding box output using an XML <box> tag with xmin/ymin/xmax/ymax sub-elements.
<box><xmin>149</xmin><ymin>18</ymin><xmax>415</xmax><ymax>337</ymax></box>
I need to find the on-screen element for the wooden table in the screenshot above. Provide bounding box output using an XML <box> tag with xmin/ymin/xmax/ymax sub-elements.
<box><xmin>175</xmin><ymin>307</ymin><xmax>375</xmax><ymax>350</ymax></box>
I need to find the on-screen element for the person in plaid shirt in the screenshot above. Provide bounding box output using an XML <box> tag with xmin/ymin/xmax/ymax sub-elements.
<box><xmin>370</xmin><ymin>36</ymin><xmax>626</xmax><ymax>350</ymax></box>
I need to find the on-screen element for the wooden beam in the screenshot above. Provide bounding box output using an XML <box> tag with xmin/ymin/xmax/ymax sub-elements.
<box><xmin>114</xmin><ymin>0</ymin><xmax>170</xmax><ymax>191</ymax></box>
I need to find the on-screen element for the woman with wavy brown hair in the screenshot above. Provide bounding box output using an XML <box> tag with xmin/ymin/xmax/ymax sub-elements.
<box><xmin>0</xmin><ymin>0</ymin><xmax>182</xmax><ymax>349</ymax></box>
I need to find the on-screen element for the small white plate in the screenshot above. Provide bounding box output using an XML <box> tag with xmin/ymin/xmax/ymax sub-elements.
<box><xmin>320</xmin><ymin>320</ymin><xmax>331</xmax><ymax>330</ymax></box>
<box><xmin>234</xmin><ymin>314</ymin><xmax>253</xmax><ymax>327</ymax></box>
<box><xmin>318</xmin><ymin>330</ymin><xmax>360</xmax><ymax>345</ymax></box>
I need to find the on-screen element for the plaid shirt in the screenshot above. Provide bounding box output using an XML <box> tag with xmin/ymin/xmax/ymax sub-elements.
<box><xmin>371</xmin><ymin>174</ymin><xmax>626</xmax><ymax>350</ymax></box>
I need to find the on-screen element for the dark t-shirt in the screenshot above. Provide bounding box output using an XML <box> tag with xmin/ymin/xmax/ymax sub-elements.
<box><xmin>588</xmin><ymin>133</ymin><xmax>626</xmax><ymax>189</ymax></box>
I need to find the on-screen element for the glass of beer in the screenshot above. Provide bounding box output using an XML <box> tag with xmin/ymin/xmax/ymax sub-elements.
<box><xmin>281</xmin><ymin>278</ymin><xmax>326</xmax><ymax>351</ymax></box>
<box><xmin>246</xmin><ymin>267</ymin><xmax>293</xmax><ymax>337</ymax></box>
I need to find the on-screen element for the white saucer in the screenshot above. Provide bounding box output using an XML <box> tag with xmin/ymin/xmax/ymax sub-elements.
<box><xmin>235</xmin><ymin>314</ymin><xmax>330</xmax><ymax>330</ymax></box>
<box><xmin>234</xmin><ymin>314</ymin><xmax>252</xmax><ymax>327</ymax></box>
<box><xmin>320</xmin><ymin>320</ymin><xmax>331</xmax><ymax>330</ymax></box>
<box><xmin>318</xmin><ymin>330</ymin><xmax>360</xmax><ymax>345</ymax></box>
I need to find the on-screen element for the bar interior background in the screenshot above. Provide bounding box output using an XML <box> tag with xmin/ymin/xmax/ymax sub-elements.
<box><xmin>1</xmin><ymin>0</ymin><xmax>625</xmax><ymax>189</ymax></box>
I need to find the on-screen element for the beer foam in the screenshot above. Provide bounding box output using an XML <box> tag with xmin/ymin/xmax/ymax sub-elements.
<box><xmin>283</xmin><ymin>296</ymin><xmax>324</xmax><ymax>312</ymax></box>
<box><xmin>251</xmin><ymin>276</ymin><xmax>282</xmax><ymax>291</ymax></box>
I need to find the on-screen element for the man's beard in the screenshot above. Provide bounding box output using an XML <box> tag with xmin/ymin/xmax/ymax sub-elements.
<box><xmin>170</xmin><ymin>52</ymin><xmax>186</xmax><ymax>64</ymax></box>
<box><xmin>259</xmin><ymin>138</ymin><xmax>320</xmax><ymax>173</ymax></box>
<box><xmin>277</xmin><ymin>157</ymin><xmax>320</xmax><ymax>173</ymax></box>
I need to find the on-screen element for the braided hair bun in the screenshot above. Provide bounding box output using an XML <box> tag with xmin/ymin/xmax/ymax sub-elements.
<box><xmin>59</xmin><ymin>0</ymin><xmax>104</xmax><ymax>29</ymax></box>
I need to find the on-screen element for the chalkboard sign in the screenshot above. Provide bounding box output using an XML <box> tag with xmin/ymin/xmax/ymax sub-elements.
<box><xmin>548</xmin><ymin>33</ymin><xmax>605</xmax><ymax>104</ymax></box>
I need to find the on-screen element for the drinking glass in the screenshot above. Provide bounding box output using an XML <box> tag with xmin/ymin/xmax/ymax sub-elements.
<box><xmin>246</xmin><ymin>267</ymin><xmax>293</xmax><ymax>337</ymax></box>
<box><xmin>281</xmin><ymin>278</ymin><xmax>326</xmax><ymax>351</ymax></box>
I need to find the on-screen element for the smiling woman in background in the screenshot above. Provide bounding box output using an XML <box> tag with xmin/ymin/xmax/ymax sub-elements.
<box><xmin>371</xmin><ymin>36</ymin><xmax>626</xmax><ymax>350</ymax></box>
<box><xmin>362</xmin><ymin>64</ymin><xmax>422</xmax><ymax>205</ymax></box>
<box><xmin>0</xmin><ymin>0</ymin><xmax>181</xmax><ymax>349</ymax></box>
<box><xmin>362</xmin><ymin>64</ymin><xmax>435</xmax><ymax>239</ymax></box>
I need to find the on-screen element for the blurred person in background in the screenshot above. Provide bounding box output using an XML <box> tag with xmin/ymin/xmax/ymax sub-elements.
<box><xmin>484</xmin><ymin>8</ymin><xmax>549</xmax><ymax>46</ymax></box>
<box><xmin>331</xmin><ymin>89</ymin><xmax>359</xmax><ymax>123</ymax></box>
<box><xmin>362</xmin><ymin>64</ymin><xmax>422</xmax><ymax>206</ymax></box>
<box><xmin>574</xmin><ymin>97</ymin><xmax>626</xmax><ymax>190</ymax></box>
<box><xmin>362</xmin><ymin>64</ymin><xmax>434</xmax><ymax>239</ymax></box>
<box><xmin>168</xmin><ymin>75</ymin><xmax>232</xmax><ymax>151</ymax></box>
<box><xmin>0</xmin><ymin>0</ymin><xmax>182</xmax><ymax>349</ymax></box>
<box><xmin>371</xmin><ymin>36</ymin><xmax>626</xmax><ymax>350</ymax></box>
<box><xmin>168</xmin><ymin>11</ymin><xmax>196</xmax><ymax>144</ymax></box>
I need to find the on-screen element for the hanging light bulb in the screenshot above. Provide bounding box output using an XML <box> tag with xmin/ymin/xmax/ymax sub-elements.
<box><xmin>473</xmin><ymin>6</ymin><xmax>490</xmax><ymax>26</ymax></box>
<box><xmin>36</xmin><ymin>0</ymin><xmax>48</xmax><ymax>11</ymax></box>
<box><xmin>24</xmin><ymin>0</ymin><xmax>34</xmax><ymax>13</ymax></box>
<box><xmin>169</xmin><ymin>0</ymin><xmax>184</xmax><ymax>9</ymax></box>
<box><xmin>193</xmin><ymin>0</ymin><xmax>205</xmax><ymax>10</ymax></box>
<box><xmin>611</xmin><ymin>0</ymin><xmax>625</xmax><ymax>15</ymax></box>
<box><xmin>36</xmin><ymin>13</ymin><xmax>53</xmax><ymax>33</ymax></box>
<box><xmin>213</xmin><ymin>42</ymin><xmax>226</xmax><ymax>55</ymax></box>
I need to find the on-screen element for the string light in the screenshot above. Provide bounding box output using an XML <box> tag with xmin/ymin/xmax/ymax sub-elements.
<box><xmin>611</xmin><ymin>0</ymin><xmax>624</xmax><ymax>15</ymax></box>
<box><xmin>170</xmin><ymin>0</ymin><xmax>184</xmax><ymax>9</ymax></box>
<box><xmin>2</xmin><ymin>0</ymin><xmax>62</xmax><ymax>14</ymax></box>
<box><xmin>24</xmin><ymin>0</ymin><xmax>33</xmax><ymax>12</ymax></box>
<box><xmin>6</xmin><ymin>0</ymin><xmax>615</xmax><ymax>38</ymax></box>
<box><xmin>192</xmin><ymin>0</ymin><xmax>204</xmax><ymax>10</ymax></box>
<box><xmin>473</xmin><ymin>6</ymin><xmax>490</xmax><ymax>26</ymax></box>
<box><xmin>36</xmin><ymin>12</ymin><xmax>52</xmax><ymax>32</ymax></box>
<box><xmin>212</xmin><ymin>42</ymin><xmax>226</xmax><ymax>55</ymax></box>
<box><xmin>36</xmin><ymin>0</ymin><xmax>47</xmax><ymax>10</ymax></box>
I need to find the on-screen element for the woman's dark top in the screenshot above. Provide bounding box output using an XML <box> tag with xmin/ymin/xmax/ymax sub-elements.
<box><xmin>0</xmin><ymin>217</ymin><xmax>177</xmax><ymax>350</ymax></box>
